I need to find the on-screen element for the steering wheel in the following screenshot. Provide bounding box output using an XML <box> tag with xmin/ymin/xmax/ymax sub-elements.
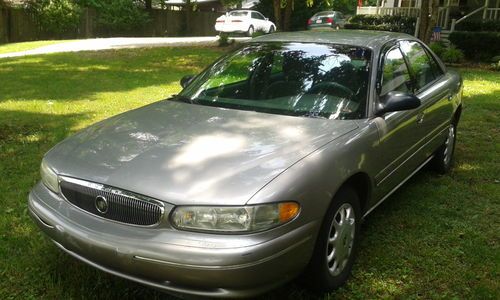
<box><xmin>308</xmin><ymin>82</ymin><xmax>354</xmax><ymax>99</ymax></box>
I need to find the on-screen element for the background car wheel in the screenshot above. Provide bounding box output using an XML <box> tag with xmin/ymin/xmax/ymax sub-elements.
<box><xmin>268</xmin><ymin>26</ymin><xmax>275</xmax><ymax>34</ymax></box>
<box><xmin>247</xmin><ymin>26</ymin><xmax>254</xmax><ymax>37</ymax></box>
<box><xmin>432</xmin><ymin>122</ymin><xmax>457</xmax><ymax>174</ymax></box>
<box><xmin>304</xmin><ymin>186</ymin><xmax>361</xmax><ymax>292</ymax></box>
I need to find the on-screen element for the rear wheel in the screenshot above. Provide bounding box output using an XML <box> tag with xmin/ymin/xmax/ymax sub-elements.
<box><xmin>247</xmin><ymin>25</ymin><xmax>254</xmax><ymax>37</ymax></box>
<box><xmin>304</xmin><ymin>186</ymin><xmax>361</xmax><ymax>292</ymax></box>
<box><xmin>432</xmin><ymin>122</ymin><xmax>457</xmax><ymax>174</ymax></box>
<box><xmin>268</xmin><ymin>26</ymin><xmax>275</xmax><ymax>34</ymax></box>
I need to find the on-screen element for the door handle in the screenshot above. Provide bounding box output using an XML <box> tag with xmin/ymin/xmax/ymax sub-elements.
<box><xmin>416</xmin><ymin>112</ymin><xmax>424</xmax><ymax>124</ymax></box>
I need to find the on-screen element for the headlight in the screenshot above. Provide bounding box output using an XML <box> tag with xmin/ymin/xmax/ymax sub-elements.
<box><xmin>40</xmin><ymin>159</ymin><xmax>59</xmax><ymax>193</ymax></box>
<box><xmin>171</xmin><ymin>202</ymin><xmax>300</xmax><ymax>233</ymax></box>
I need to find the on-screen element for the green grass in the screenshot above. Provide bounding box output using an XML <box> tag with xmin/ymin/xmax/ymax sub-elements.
<box><xmin>0</xmin><ymin>40</ymin><xmax>73</xmax><ymax>55</ymax></box>
<box><xmin>0</xmin><ymin>48</ymin><xmax>498</xmax><ymax>299</ymax></box>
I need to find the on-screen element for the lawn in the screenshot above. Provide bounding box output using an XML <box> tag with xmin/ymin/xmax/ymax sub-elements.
<box><xmin>0</xmin><ymin>40</ymin><xmax>71</xmax><ymax>55</ymax></box>
<box><xmin>0</xmin><ymin>47</ymin><xmax>498</xmax><ymax>299</ymax></box>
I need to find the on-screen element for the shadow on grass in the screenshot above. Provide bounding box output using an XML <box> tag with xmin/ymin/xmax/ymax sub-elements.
<box><xmin>0</xmin><ymin>47</ymin><xmax>223</xmax><ymax>102</ymax></box>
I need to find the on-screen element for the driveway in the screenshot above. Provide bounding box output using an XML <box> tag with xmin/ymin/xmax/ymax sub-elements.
<box><xmin>0</xmin><ymin>36</ymin><xmax>250</xmax><ymax>58</ymax></box>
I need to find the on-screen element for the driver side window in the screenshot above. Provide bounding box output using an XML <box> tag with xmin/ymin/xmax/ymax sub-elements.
<box><xmin>380</xmin><ymin>47</ymin><xmax>411</xmax><ymax>96</ymax></box>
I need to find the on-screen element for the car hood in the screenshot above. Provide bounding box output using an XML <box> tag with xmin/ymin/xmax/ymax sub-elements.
<box><xmin>45</xmin><ymin>100</ymin><xmax>357</xmax><ymax>205</ymax></box>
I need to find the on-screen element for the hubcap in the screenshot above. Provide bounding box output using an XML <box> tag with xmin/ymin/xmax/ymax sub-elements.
<box><xmin>443</xmin><ymin>125</ymin><xmax>455</xmax><ymax>166</ymax></box>
<box><xmin>326</xmin><ymin>203</ymin><xmax>355</xmax><ymax>276</ymax></box>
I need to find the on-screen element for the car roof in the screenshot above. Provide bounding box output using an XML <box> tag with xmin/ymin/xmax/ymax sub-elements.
<box><xmin>249</xmin><ymin>30</ymin><xmax>415</xmax><ymax>50</ymax></box>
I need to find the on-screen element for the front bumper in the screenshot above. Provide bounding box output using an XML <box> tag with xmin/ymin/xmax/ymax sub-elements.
<box><xmin>28</xmin><ymin>182</ymin><xmax>318</xmax><ymax>298</ymax></box>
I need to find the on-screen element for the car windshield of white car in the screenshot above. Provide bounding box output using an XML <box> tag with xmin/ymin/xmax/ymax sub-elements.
<box><xmin>179</xmin><ymin>42</ymin><xmax>371</xmax><ymax>120</ymax></box>
<box><xmin>229</xmin><ymin>11</ymin><xmax>248</xmax><ymax>17</ymax></box>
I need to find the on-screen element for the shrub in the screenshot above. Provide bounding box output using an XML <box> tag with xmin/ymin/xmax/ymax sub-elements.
<box><xmin>345</xmin><ymin>15</ymin><xmax>416</xmax><ymax>35</ymax></box>
<box><xmin>429</xmin><ymin>41</ymin><xmax>447</xmax><ymax>58</ymax></box>
<box><xmin>441</xmin><ymin>47</ymin><xmax>464</xmax><ymax>64</ymax></box>
<box><xmin>449</xmin><ymin>31</ymin><xmax>500</xmax><ymax>61</ymax></box>
<box><xmin>80</xmin><ymin>0</ymin><xmax>150</xmax><ymax>32</ymax></box>
<box><xmin>25</xmin><ymin>0</ymin><xmax>81</xmax><ymax>34</ymax></box>
<box><xmin>455</xmin><ymin>20</ymin><xmax>500</xmax><ymax>32</ymax></box>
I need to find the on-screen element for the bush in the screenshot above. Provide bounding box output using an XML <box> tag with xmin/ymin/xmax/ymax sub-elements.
<box><xmin>346</xmin><ymin>14</ymin><xmax>416</xmax><ymax>34</ymax></box>
<box><xmin>429</xmin><ymin>41</ymin><xmax>447</xmax><ymax>58</ymax></box>
<box><xmin>25</xmin><ymin>0</ymin><xmax>81</xmax><ymax>34</ymax></box>
<box><xmin>455</xmin><ymin>20</ymin><xmax>500</xmax><ymax>32</ymax></box>
<box><xmin>79</xmin><ymin>0</ymin><xmax>150</xmax><ymax>32</ymax></box>
<box><xmin>449</xmin><ymin>31</ymin><xmax>500</xmax><ymax>61</ymax></box>
<box><xmin>441</xmin><ymin>47</ymin><xmax>464</xmax><ymax>63</ymax></box>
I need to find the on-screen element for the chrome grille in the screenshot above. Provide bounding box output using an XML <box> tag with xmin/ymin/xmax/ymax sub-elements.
<box><xmin>59</xmin><ymin>177</ymin><xmax>164</xmax><ymax>226</ymax></box>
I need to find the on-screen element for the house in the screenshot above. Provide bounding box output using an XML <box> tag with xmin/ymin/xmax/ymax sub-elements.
<box><xmin>358</xmin><ymin>0</ymin><xmax>499</xmax><ymax>35</ymax></box>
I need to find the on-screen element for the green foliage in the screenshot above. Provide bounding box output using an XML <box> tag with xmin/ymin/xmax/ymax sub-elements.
<box><xmin>80</xmin><ymin>0</ymin><xmax>150</xmax><ymax>31</ymax></box>
<box><xmin>455</xmin><ymin>20</ymin><xmax>500</xmax><ymax>32</ymax></box>
<box><xmin>441</xmin><ymin>46</ymin><xmax>464</xmax><ymax>64</ymax></box>
<box><xmin>491</xmin><ymin>56</ymin><xmax>500</xmax><ymax>71</ymax></box>
<box><xmin>25</xmin><ymin>0</ymin><xmax>82</xmax><ymax>34</ymax></box>
<box><xmin>345</xmin><ymin>15</ymin><xmax>416</xmax><ymax>35</ymax></box>
<box><xmin>429</xmin><ymin>41</ymin><xmax>446</xmax><ymax>58</ymax></box>
<box><xmin>449</xmin><ymin>31</ymin><xmax>500</xmax><ymax>61</ymax></box>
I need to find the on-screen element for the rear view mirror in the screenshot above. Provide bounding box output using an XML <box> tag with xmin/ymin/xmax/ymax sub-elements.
<box><xmin>376</xmin><ymin>91</ymin><xmax>420</xmax><ymax>116</ymax></box>
<box><xmin>180</xmin><ymin>75</ymin><xmax>194</xmax><ymax>88</ymax></box>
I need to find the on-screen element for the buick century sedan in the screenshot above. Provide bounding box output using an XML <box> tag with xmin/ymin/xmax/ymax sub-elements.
<box><xmin>29</xmin><ymin>31</ymin><xmax>462</xmax><ymax>298</ymax></box>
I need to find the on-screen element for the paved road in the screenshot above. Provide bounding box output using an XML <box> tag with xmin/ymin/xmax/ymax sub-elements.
<box><xmin>0</xmin><ymin>36</ymin><xmax>250</xmax><ymax>58</ymax></box>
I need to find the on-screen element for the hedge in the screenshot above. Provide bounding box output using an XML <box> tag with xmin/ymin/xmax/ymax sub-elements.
<box><xmin>346</xmin><ymin>14</ymin><xmax>416</xmax><ymax>35</ymax></box>
<box><xmin>449</xmin><ymin>31</ymin><xmax>500</xmax><ymax>61</ymax></box>
<box><xmin>455</xmin><ymin>20</ymin><xmax>500</xmax><ymax>32</ymax></box>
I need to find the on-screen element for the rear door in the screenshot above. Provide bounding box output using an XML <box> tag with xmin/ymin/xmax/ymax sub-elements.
<box><xmin>399</xmin><ymin>40</ymin><xmax>454</xmax><ymax>158</ymax></box>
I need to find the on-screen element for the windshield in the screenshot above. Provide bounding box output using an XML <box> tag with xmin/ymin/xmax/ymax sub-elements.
<box><xmin>229</xmin><ymin>11</ymin><xmax>248</xmax><ymax>17</ymax></box>
<box><xmin>180</xmin><ymin>42</ymin><xmax>371</xmax><ymax>119</ymax></box>
<box><xmin>313</xmin><ymin>11</ymin><xmax>334</xmax><ymax>18</ymax></box>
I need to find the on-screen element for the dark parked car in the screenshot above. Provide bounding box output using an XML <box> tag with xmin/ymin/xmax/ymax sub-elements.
<box><xmin>29</xmin><ymin>31</ymin><xmax>462</xmax><ymax>298</ymax></box>
<box><xmin>307</xmin><ymin>11</ymin><xmax>346</xmax><ymax>30</ymax></box>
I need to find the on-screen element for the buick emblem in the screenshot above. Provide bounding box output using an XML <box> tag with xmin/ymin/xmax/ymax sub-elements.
<box><xmin>95</xmin><ymin>195</ymin><xmax>108</xmax><ymax>214</ymax></box>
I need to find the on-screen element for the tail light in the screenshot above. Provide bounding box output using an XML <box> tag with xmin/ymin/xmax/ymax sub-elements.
<box><xmin>326</xmin><ymin>17</ymin><xmax>333</xmax><ymax>24</ymax></box>
<box><xmin>307</xmin><ymin>19</ymin><xmax>312</xmax><ymax>25</ymax></box>
<box><xmin>216</xmin><ymin>20</ymin><xmax>224</xmax><ymax>23</ymax></box>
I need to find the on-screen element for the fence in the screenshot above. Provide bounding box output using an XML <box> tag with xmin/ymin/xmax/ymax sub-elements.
<box><xmin>0</xmin><ymin>8</ymin><xmax>220</xmax><ymax>43</ymax></box>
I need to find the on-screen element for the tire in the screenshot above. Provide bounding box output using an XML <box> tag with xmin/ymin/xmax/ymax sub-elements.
<box><xmin>432</xmin><ymin>122</ymin><xmax>457</xmax><ymax>174</ymax></box>
<box><xmin>304</xmin><ymin>186</ymin><xmax>361</xmax><ymax>292</ymax></box>
<box><xmin>268</xmin><ymin>26</ymin><xmax>275</xmax><ymax>34</ymax></box>
<box><xmin>247</xmin><ymin>25</ymin><xmax>254</xmax><ymax>37</ymax></box>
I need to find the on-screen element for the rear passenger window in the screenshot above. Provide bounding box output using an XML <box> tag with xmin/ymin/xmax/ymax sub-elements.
<box><xmin>399</xmin><ymin>41</ymin><xmax>437</xmax><ymax>90</ymax></box>
<box><xmin>380</xmin><ymin>47</ymin><xmax>411</xmax><ymax>96</ymax></box>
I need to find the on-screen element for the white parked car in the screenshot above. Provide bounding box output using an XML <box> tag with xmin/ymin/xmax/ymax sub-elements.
<box><xmin>215</xmin><ymin>10</ymin><xmax>276</xmax><ymax>36</ymax></box>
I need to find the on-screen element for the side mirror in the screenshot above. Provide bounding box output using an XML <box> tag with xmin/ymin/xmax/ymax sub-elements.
<box><xmin>265</xmin><ymin>17</ymin><xmax>269</xmax><ymax>21</ymax></box>
<box><xmin>376</xmin><ymin>91</ymin><xmax>420</xmax><ymax>116</ymax></box>
<box><xmin>180</xmin><ymin>75</ymin><xmax>194</xmax><ymax>88</ymax></box>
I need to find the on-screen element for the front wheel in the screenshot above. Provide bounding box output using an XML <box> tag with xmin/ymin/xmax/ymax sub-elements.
<box><xmin>432</xmin><ymin>123</ymin><xmax>457</xmax><ymax>174</ymax></box>
<box><xmin>304</xmin><ymin>186</ymin><xmax>361</xmax><ymax>292</ymax></box>
<box><xmin>247</xmin><ymin>26</ymin><xmax>254</xmax><ymax>37</ymax></box>
<box><xmin>268</xmin><ymin>26</ymin><xmax>275</xmax><ymax>34</ymax></box>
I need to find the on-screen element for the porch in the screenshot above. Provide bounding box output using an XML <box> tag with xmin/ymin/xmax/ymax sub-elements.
<box><xmin>357</xmin><ymin>0</ymin><xmax>500</xmax><ymax>36</ymax></box>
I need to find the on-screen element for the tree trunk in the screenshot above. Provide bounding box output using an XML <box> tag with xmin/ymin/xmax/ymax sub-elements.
<box><xmin>283</xmin><ymin>0</ymin><xmax>293</xmax><ymax>31</ymax></box>
<box><xmin>418</xmin><ymin>0</ymin><xmax>429</xmax><ymax>42</ymax></box>
<box><xmin>145</xmin><ymin>0</ymin><xmax>152</xmax><ymax>10</ymax></box>
<box><xmin>185</xmin><ymin>0</ymin><xmax>192</xmax><ymax>35</ymax></box>
<box><xmin>272</xmin><ymin>0</ymin><xmax>282</xmax><ymax>30</ymax></box>
<box><xmin>418</xmin><ymin>0</ymin><xmax>439</xmax><ymax>44</ymax></box>
<box><xmin>426</xmin><ymin>0</ymin><xmax>439</xmax><ymax>43</ymax></box>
